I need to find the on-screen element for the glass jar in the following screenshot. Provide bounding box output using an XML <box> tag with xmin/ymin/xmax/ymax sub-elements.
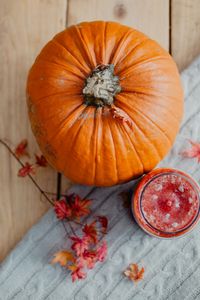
<box><xmin>132</xmin><ymin>168</ymin><xmax>200</xmax><ymax>238</ymax></box>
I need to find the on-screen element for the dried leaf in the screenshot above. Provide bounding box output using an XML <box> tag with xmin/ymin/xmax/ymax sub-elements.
<box><xmin>82</xmin><ymin>221</ymin><xmax>98</xmax><ymax>244</ymax></box>
<box><xmin>51</xmin><ymin>250</ymin><xmax>75</xmax><ymax>267</ymax></box>
<box><xmin>96</xmin><ymin>240</ymin><xmax>107</xmax><ymax>262</ymax></box>
<box><xmin>68</xmin><ymin>264</ymin><xmax>87</xmax><ymax>282</ymax></box>
<box><xmin>70</xmin><ymin>236</ymin><xmax>89</xmax><ymax>256</ymax></box>
<box><xmin>54</xmin><ymin>199</ymin><xmax>72</xmax><ymax>220</ymax></box>
<box><xmin>17</xmin><ymin>162</ymin><xmax>35</xmax><ymax>177</ymax></box>
<box><xmin>71</xmin><ymin>195</ymin><xmax>91</xmax><ymax>218</ymax></box>
<box><xmin>124</xmin><ymin>263</ymin><xmax>145</xmax><ymax>283</ymax></box>
<box><xmin>96</xmin><ymin>216</ymin><xmax>108</xmax><ymax>233</ymax></box>
<box><xmin>180</xmin><ymin>140</ymin><xmax>200</xmax><ymax>163</ymax></box>
<box><xmin>79</xmin><ymin>249</ymin><xmax>97</xmax><ymax>269</ymax></box>
<box><xmin>14</xmin><ymin>139</ymin><xmax>29</xmax><ymax>158</ymax></box>
<box><xmin>110</xmin><ymin>107</ymin><xmax>133</xmax><ymax>128</ymax></box>
<box><xmin>35</xmin><ymin>154</ymin><xmax>48</xmax><ymax>167</ymax></box>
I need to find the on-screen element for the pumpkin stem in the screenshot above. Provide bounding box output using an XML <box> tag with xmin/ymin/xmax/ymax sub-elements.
<box><xmin>83</xmin><ymin>64</ymin><xmax>121</xmax><ymax>107</ymax></box>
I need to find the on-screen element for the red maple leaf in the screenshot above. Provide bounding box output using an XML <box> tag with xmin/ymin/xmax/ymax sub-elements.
<box><xmin>70</xmin><ymin>236</ymin><xmax>89</xmax><ymax>256</ymax></box>
<box><xmin>82</xmin><ymin>221</ymin><xmax>98</xmax><ymax>244</ymax></box>
<box><xmin>124</xmin><ymin>263</ymin><xmax>145</xmax><ymax>283</ymax></box>
<box><xmin>71</xmin><ymin>195</ymin><xmax>91</xmax><ymax>218</ymax></box>
<box><xmin>35</xmin><ymin>154</ymin><xmax>48</xmax><ymax>167</ymax></box>
<box><xmin>79</xmin><ymin>249</ymin><xmax>97</xmax><ymax>269</ymax></box>
<box><xmin>96</xmin><ymin>216</ymin><xmax>108</xmax><ymax>233</ymax></box>
<box><xmin>14</xmin><ymin>139</ymin><xmax>29</xmax><ymax>158</ymax></box>
<box><xmin>54</xmin><ymin>199</ymin><xmax>72</xmax><ymax>220</ymax></box>
<box><xmin>68</xmin><ymin>264</ymin><xmax>87</xmax><ymax>282</ymax></box>
<box><xmin>96</xmin><ymin>240</ymin><xmax>107</xmax><ymax>262</ymax></box>
<box><xmin>181</xmin><ymin>140</ymin><xmax>200</xmax><ymax>163</ymax></box>
<box><xmin>18</xmin><ymin>162</ymin><xmax>35</xmax><ymax>177</ymax></box>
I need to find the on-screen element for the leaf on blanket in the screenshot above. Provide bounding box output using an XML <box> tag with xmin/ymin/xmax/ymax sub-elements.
<box><xmin>180</xmin><ymin>140</ymin><xmax>200</xmax><ymax>163</ymax></box>
<box><xmin>51</xmin><ymin>250</ymin><xmax>75</xmax><ymax>266</ymax></box>
<box><xmin>124</xmin><ymin>263</ymin><xmax>145</xmax><ymax>283</ymax></box>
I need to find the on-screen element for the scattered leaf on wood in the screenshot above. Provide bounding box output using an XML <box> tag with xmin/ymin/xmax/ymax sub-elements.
<box><xmin>35</xmin><ymin>154</ymin><xmax>48</xmax><ymax>167</ymax></box>
<box><xmin>14</xmin><ymin>139</ymin><xmax>29</xmax><ymax>158</ymax></box>
<box><xmin>17</xmin><ymin>162</ymin><xmax>35</xmax><ymax>177</ymax></box>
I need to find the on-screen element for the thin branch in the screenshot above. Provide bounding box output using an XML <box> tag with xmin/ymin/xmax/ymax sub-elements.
<box><xmin>0</xmin><ymin>139</ymin><xmax>54</xmax><ymax>205</ymax></box>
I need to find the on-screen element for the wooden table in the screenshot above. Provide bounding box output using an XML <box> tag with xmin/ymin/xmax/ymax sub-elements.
<box><xmin>0</xmin><ymin>0</ymin><xmax>200</xmax><ymax>261</ymax></box>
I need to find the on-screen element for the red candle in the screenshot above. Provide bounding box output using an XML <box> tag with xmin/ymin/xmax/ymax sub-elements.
<box><xmin>132</xmin><ymin>168</ymin><xmax>200</xmax><ymax>238</ymax></box>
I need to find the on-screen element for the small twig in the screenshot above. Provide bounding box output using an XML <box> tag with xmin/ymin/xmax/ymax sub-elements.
<box><xmin>0</xmin><ymin>139</ymin><xmax>54</xmax><ymax>206</ymax></box>
<box><xmin>61</xmin><ymin>220</ymin><xmax>70</xmax><ymax>238</ymax></box>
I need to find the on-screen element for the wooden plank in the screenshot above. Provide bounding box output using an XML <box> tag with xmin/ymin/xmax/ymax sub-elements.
<box><xmin>171</xmin><ymin>0</ymin><xmax>200</xmax><ymax>70</ymax></box>
<box><xmin>67</xmin><ymin>0</ymin><xmax>169</xmax><ymax>49</ymax></box>
<box><xmin>0</xmin><ymin>0</ymin><xmax>67</xmax><ymax>261</ymax></box>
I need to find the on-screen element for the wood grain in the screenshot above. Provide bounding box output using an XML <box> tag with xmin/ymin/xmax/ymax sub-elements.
<box><xmin>67</xmin><ymin>0</ymin><xmax>169</xmax><ymax>49</ymax></box>
<box><xmin>171</xmin><ymin>0</ymin><xmax>200</xmax><ymax>70</ymax></box>
<box><xmin>0</xmin><ymin>0</ymin><xmax>67</xmax><ymax>261</ymax></box>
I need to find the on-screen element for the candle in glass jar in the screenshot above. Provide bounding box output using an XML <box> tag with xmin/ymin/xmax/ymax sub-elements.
<box><xmin>132</xmin><ymin>168</ymin><xmax>200</xmax><ymax>238</ymax></box>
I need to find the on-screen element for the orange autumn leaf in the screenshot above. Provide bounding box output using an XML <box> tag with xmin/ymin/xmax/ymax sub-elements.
<box><xmin>51</xmin><ymin>250</ymin><xmax>75</xmax><ymax>267</ymax></box>
<box><xmin>14</xmin><ymin>139</ymin><xmax>29</xmax><ymax>158</ymax></box>
<box><xmin>124</xmin><ymin>263</ymin><xmax>145</xmax><ymax>283</ymax></box>
<box><xmin>180</xmin><ymin>140</ymin><xmax>200</xmax><ymax>163</ymax></box>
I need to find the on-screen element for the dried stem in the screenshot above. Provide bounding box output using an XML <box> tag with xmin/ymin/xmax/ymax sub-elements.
<box><xmin>0</xmin><ymin>139</ymin><xmax>54</xmax><ymax>206</ymax></box>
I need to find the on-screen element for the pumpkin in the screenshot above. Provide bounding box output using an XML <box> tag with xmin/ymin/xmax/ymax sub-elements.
<box><xmin>27</xmin><ymin>21</ymin><xmax>183</xmax><ymax>186</ymax></box>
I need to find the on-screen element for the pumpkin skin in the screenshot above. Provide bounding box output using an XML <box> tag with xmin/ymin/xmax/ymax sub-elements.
<box><xmin>27</xmin><ymin>21</ymin><xmax>183</xmax><ymax>186</ymax></box>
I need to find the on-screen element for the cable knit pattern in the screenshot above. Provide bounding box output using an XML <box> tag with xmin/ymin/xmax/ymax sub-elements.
<box><xmin>1</xmin><ymin>56</ymin><xmax>200</xmax><ymax>300</ymax></box>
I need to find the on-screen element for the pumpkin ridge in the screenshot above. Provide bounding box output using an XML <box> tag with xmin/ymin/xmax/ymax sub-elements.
<box><xmin>103</xmin><ymin>21</ymin><xmax>107</xmax><ymax>64</ymax></box>
<box><xmin>116</xmin><ymin>98</ymin><xmax>175</xmax><ymax>143</ymax></box>
<box><xmin>107</xmin><ymin>117</ymin><xmax>119</xmax><ymax>183</ymax></box>
<box><xmin>116</xmin><ymin>93</ymin><xmax>181</xmax><ymax>123</ymax></box>
<box><xmin>116</xmin><ymin>105</ymin><xmax>162</xmax><ymax>159</ymax></box>
<box><xmin>121</xmin><ymin>86</ymin><xmax>182</xmax><ymax>102</ymax></box>
<box><xmin>110</xmin><ymin>28</ymin><xmax>137</xmax><ymax>65</ymax></box>
<box><xmin>61</xmin><ymin>106</ymin><xmax>91</xmax><ymax>177</ymax></box>
<box><xmin>126</xmin><ymin>104</ymin><xmax>173</xmax><ymax>144</ymax></box>
<box><xmin>41</xmin><ymin>104</ymin><xmax>85</xmax><ymax>144</ymax></box>
<box><xmin>52</xmin><ymin>39</ymin><xmax>91</xmax><ymax>74</ymax></box>
<box><xmin>117</xmin><ymin>120</ymin><xmax>144</xmax><ymax>175</ymax></box>
<box><xmin>118</xmin><ymin>55</ymin><xmax>170</xmax><ymax>78</ymax></box>
<box><xmin>114</xmin><ymin>37</ymin><xmax>150</xmax><ymax>73</ymax></box>
<box><xmin>92</xmin><ymin>108</ymin><xmax>100</xmax><ymax>185</ymax></box>
<box><xmin>34</xmin><ymin>58</ymin><xmax>86</xmax><ymax>81</ymax></box>
<box><xmin>74</xmin><ymin>25</ymin><xmax>97</xmax><ymax>68</ymax></box>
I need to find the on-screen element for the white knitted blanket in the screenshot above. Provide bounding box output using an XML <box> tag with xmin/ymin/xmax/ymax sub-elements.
<box><xmin>1</xmin><ymin>57</ymin><xmax>200</xmax><ymax>300</ymax></box>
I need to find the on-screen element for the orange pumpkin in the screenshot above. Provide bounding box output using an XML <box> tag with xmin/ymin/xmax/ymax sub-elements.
<box><xmin>27</xmin><ymin>21</ymin><xmax>183</xmax><ymax>186</ymax></box>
